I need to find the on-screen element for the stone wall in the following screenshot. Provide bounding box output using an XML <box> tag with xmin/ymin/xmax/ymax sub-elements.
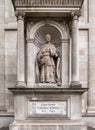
<box><xmin>0</xmin><ymin>0</ymin><xmax>17</xmax><ymax>127</ymax></box>
<box><xmin>79</xmin><ymin>0</ymin><xmax>95</xmax><ymax>115</ymax></box>
<box><xmin>0</xmin><ymin>0</ymin><xmax>95</xmax><ymax>128</ymax></box>
<box><xmin>0</xmin><ymin>0</ymin><xmax>5</xmax><ymax>112</ymax></box>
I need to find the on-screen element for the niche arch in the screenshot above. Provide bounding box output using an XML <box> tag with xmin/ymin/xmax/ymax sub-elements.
<box><xmin>29</xmin><ymin>20</ymin><xmax>69</xmax><ymax>41</ymax></box>
<box><xmin>34</xmin><ymin>25</ymin><xmax>62</xmax><ymax>48</ymax></box>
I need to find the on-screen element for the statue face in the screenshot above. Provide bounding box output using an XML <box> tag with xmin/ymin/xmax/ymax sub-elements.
<box><xmin>45</xmin><ymin>34</ymin><xmax>51</xmax><ymax>42</ymax></box>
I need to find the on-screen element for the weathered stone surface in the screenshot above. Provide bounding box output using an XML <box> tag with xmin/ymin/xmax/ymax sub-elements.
<box><xmin>0</xmin><ymin>0</ymin><xmax>6</xmax><ymax>112</ymax></box>
<box><xmin>0</xmin><ymin>0</ymin><xmax>95</xmax><ymax>129</ymax></box>
<box><xmin>6</xmin><ymin>92</ymin><xmax>14</xmax><ymax>113</ymax></box>
<box><xmin>36</xmin><ymin>34</ymin><xmax>60</xmax><ymax>84</ymax></box>
<box><xmin>10</xmin><ymin>124</ymin><xmax>87</xmax><ymax>130</ymax></box>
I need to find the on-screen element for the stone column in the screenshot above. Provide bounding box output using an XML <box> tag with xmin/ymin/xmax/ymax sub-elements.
<box><xmin>15</xmin><ymin>11</ymin><xmax>26</xmax><ymax>87</ymax></box>
<box><xmin>70</xmin><ymin>11</ymin><xmax>81</xmax><ymax>87</ymax></box>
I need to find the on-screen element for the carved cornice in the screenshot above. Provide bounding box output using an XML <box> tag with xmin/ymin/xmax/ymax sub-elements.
<box><xmin>11</xmin><ymin>0</ymin><xmax>84</xmax><ymax>14</ymax></box>
<box><xmin>14</xmin><ymin>0</ymin><xmax>84</xmax><ymax>7</ymax></box>
<box><xmin>15</xmin><ymin>11</ymin><xmax>25</xmax><ymax>21</ymax></box>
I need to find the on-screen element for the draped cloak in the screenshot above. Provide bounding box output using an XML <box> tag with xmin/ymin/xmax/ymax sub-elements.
<box><xmin>36</xmin><ymin>43</ymin><xmax>60</xmax><ymax>84</ymax></box>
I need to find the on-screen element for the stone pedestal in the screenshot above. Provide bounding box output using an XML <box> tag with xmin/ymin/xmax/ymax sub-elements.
<box><xmin>8</xmin><ymin>87</ymin><xmax>87</xmax><ymax>130</ymax></box>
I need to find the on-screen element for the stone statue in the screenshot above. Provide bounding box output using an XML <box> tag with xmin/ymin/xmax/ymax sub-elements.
<box><xmin>36</xmin><ymin>34</ymin><xmax>60</xmax><ymax>85</ymax></box>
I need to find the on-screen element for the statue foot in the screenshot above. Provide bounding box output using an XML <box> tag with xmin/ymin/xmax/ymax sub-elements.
<box><xmin>57</xmin><ymin>82</ymin><xmax>61</xmax><ymax>86</ymax></box>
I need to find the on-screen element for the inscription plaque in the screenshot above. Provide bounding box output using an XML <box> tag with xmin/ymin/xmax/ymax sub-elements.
<box><xmin>28</xmin><ymin>101</ymin><xmax>67</xmax><ymax>117</ymax></box>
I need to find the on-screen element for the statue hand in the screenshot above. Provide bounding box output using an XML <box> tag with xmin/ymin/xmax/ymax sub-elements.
<box><xmin>40</xmin><ymin>55</ymin><xmax>44</xmax><ymax>59</ymax></box>
<box><xmin>55</xmin><ymin>53</ymin><xmax>58</xmax><ymax>57</ymax></box>
<box><xmin>50</xmin><ymin>52</ymin><xmax>57</xmax><ymax>57</ymax></box>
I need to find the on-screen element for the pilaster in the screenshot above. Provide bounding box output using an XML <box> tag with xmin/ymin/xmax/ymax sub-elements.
<box><xmin>61</xmin><ymin>39</ymin><xmax>69</xmax><ymax>87</ymax></box>
<box><xmin>27</xmin><ymin>39</ymin><xmax>36</xmax><ymax>87</ymax></box>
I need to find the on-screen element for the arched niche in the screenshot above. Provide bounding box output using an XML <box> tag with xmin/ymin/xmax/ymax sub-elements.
<box><xmin>26</xmin><ymin>20</ymin><xmax>69</xmax><ymax>87</ymax></box>
<box><xmin>29</xmin><ymin>20</ymin><xmax>69</xmax><ymax>40</ymax></box>
<box><xmin>34</xmin><ymin>25</ymin><xmax>62</xmax><ymax>48</ymax></box>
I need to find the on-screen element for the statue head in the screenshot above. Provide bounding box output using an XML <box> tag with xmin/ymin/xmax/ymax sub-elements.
<box><xmin>45</xmin><ymin>34</ymin><xmax>51</xmax><ymax>43</ymax></box>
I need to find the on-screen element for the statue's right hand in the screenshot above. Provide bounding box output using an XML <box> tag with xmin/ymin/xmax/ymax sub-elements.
<box><xmin>40</xmin><ymin>55</ymin><xmax>44</xmax><ymax>59</ymax></box>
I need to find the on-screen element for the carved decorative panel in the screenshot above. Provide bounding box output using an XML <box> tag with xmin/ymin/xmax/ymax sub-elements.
<box><xmin>15</xmin><ymin>0</ymin><xmax>82</xmax><ymax>6</ymax></box>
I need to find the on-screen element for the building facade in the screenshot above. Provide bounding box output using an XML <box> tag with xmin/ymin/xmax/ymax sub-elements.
<box><xmin>0</xmin><ymin>0</ymin><xmax>95</xmax><ymax>129</ymax></box>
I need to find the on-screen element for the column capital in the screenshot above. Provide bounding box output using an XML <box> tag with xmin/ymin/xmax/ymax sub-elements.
<box><xmin>71</xmin><ymin>11</ymin><xmax>81</xmax><ymax>20</ymax></box>
<box><xmin>15</xmin><ymin>11</ymin><xmax>25</xmax><ymax>21</ymax></box>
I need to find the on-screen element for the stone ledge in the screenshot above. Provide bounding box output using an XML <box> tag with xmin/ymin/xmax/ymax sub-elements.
<box><xmin>10</xmin><ymin>120</ymin><xmax>86</xmax><ymax>125</ymax></box>
<box><xmin>8</xmin><ymin>87</ymin><xmax>88</xmax><ymax>95</ymax></box>
<box><xmin>82</xmin><ymin>114</ymin><xmax>95</xmax><ymax>117</ymax></box>
<box><xmin>9</xmin><ymin>121</ymin><xmax>87</xmax><ymax>130</ymax></box>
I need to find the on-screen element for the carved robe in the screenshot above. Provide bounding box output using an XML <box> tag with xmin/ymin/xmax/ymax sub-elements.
<box><xmin>36</xmin><ymin>43</ymin><xmax>60</xmax><ymax>84</ymax></box>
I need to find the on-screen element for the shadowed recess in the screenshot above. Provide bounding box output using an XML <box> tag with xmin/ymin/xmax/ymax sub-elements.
<box><xmin>34</xmin><ymin>25</ymin><xmax>62</xmax><ymax>48</ymax></box>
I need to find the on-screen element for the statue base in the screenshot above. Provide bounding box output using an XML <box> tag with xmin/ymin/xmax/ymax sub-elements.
<box><xmin>36</xmin><ymin>83</ymin><xmax>61</xmax><ymax>88</ymax></box>
<box><xmin>8</xmin><ymin>87</ymin><xmax>87</xmax><ymax>130</ymax></box>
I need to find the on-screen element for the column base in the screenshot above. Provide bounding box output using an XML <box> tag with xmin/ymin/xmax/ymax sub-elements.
<box><xmin>87</xmin><ymin>106</ymin><xmax>95</xmax><ymax>115</ymax></box>
<box><xmin>16</xmin><ymin>81</ymin><xmax>26</xmax><ymax>88</ymax></box>
<box><xmin>70</xmin><ymin>81</ymin><xmax>81</xmax><ymax>88</ymax></box>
